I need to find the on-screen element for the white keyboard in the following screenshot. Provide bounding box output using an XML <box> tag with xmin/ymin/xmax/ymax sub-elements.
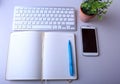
<box><xmin>13</xmin><ymin>6</ymin><xmax>76</xmax><ymax>31</ymax></box>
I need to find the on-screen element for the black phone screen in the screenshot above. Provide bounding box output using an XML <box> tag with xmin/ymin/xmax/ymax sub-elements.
<box><xmin>82</xmin><ymin>29</ymin><xmax>97</xmax><ymax>52</ymax></box>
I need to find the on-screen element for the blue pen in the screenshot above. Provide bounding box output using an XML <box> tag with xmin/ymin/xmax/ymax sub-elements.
<box><xmin>68</xmin><ymin>40</ymin><xmax>74</xmax><ymax>76</ymax></box>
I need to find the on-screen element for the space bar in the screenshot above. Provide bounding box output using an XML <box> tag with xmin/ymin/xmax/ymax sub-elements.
<box><xmin>32</xmin><ymin>25</ymin><xmax>52</xmax><ymax>30</ymax></box>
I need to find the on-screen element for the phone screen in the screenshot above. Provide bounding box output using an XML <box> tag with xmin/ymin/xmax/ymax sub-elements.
<box><xmin>82</xmin><ymin>29</ymin><xmax>97</xmax><ymax>53</ymax></box>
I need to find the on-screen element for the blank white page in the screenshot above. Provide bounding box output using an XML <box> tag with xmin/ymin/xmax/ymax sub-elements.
<box><xmin>42</xmin><ymin>32</ymin><xmax>77</xmax><ymax>80</ymax></box>
<box><xmin>6</xmin><ymin>32</ymin><xmax>43</xmax><ymax>80</ymax></box>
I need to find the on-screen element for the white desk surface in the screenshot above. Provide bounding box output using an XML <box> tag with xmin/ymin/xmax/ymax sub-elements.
<box><xmin>0</xmin><ymin>0</ymin><xmax>120</xmax><ymax>84</ymax></box>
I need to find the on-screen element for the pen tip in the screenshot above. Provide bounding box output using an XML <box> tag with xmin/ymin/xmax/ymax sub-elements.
<box><xmin>69</xmin><ymin>40</ymin><xmax>70</xmax><ymax>43</ymax></box>
<box><xmin>68</xmin><ymin>40</ymin><xmax>70</xmax><ymax>44</ymax></box>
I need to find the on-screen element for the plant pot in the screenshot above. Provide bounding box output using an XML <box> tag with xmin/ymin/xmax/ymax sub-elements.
<box><xmin>80</xmin><ymin>7</ymin><xmax>95</xmax><ymax>22</ymax></box>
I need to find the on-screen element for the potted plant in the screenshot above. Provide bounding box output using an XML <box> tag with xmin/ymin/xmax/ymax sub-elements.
<box><xmin>80</xmin><ymin>0</ymin><xmax>112</xmax><ymax>22</ymax></box>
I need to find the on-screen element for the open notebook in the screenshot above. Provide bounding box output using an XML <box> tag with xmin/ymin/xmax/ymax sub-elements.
<box><xmin>6</xmin><ymin>32</ymin><xmax>77</xmax><ymax>80</ymax></box>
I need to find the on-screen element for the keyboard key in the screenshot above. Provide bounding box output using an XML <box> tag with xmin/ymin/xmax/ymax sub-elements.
<box><xmin>32</xmin><ymin>25</ymin><xmax>52</xmax><ymax>29</ymax></box>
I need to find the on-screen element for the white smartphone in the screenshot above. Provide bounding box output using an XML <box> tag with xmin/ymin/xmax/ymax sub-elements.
<box><xmin>81</xmin><ymin>26</ymin><xmax>99</xmax><ymax>56</ymax></box>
